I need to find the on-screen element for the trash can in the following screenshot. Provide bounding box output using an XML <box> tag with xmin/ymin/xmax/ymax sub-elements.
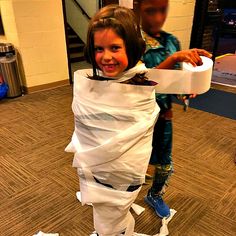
<box><xmin>0</xmin><ymin>43</ymin><xmax>22</xmax><ymax>98</ymax></box>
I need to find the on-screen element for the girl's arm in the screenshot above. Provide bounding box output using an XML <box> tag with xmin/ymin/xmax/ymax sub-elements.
<box><xmin>156</xmin><ymin>48</ymin><xmax>212</xmax><ymax>69</ymax></box>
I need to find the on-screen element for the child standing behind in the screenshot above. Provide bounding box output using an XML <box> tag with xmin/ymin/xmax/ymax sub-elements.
<box><xmin>66</xmin><ymin>5</ymin><xmax>160</xmax><ymax>236</ymax></box>
<box><xmin>137</xmin><ymin>0</ymin><xmax>211</xmax><ymax>218</ymax></box>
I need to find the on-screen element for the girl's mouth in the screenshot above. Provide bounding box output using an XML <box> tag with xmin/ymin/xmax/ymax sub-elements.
<box><xmin>102</xmin><ymin>64</ymin><xmax>118</xmax><ymax>72</ymax></box>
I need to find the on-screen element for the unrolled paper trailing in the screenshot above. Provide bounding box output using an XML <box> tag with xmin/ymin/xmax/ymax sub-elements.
<box><xmin>81</xmin><ymin>56</ymin><xmax>213</xmax><ymax>95</ymax></box>
<box><xmin>149</xmin><ymin>56</ymin><xmax>213</xmax><ymax>94</ymax></box>
<box><xmin>150</xmin><ymin>57</ymin><xmax>213</xmax><ymax>94</ymax></box>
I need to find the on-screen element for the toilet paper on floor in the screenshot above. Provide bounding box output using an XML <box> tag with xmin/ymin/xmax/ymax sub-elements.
<box><xmin>153</xmin><ymin>209</ymin><xmax>177</xmax><ymax>236</ymax></box>
<box><xmin>148</xmin><ymin>56</ymin><xmax>213</xmax><ymax>94</ymax></box>
<box><xmin>33</xmin><ymin>231</ymin><xmax>59</xmax><ymax>236</ymax></box>
<box><xmin>132</xmin><ymin>209</ymin><xmax>177</xmax><ymax>235</ymax></box>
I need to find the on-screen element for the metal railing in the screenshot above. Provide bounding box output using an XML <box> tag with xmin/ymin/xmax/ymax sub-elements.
<box><xmin>72</xmin><ymin>0</ymin><xmax>91</xmax><ymax>19</ymax></box>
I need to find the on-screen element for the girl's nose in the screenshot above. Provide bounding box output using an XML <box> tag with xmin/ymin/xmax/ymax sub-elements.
<box><xmin>103</xmin><ymin>50</ymin><xmax>112</xmax><ymax>61</ymax></box>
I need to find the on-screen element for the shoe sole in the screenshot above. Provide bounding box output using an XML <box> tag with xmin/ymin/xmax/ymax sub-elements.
<box><xmin>144</xmin><ymin>196</ymin><xmax>170</xmax><ymax>219</ymax></box>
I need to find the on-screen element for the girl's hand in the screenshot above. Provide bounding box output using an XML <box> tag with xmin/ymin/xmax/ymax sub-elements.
<box><xmin>172</xmin><ymin>49</ymin><xmax>212</xmax><ymax>67</ymax></box>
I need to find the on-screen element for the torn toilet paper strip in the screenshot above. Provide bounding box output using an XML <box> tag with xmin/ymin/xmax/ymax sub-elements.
<box><xmin>33</xmin><ymin>231</ymin><xmax>59</xmax><ymax>236</ymax></box>
<box><xmin>96</xmin><ymin>56</ymin><xmax>213</xmax><ymax>95</ymax></box>
<box><xmin>76</xmin><ymin>191</ymin><xmax>145</xmax><ymax>215</ymax></box>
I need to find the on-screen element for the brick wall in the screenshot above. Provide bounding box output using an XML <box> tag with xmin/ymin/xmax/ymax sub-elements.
<box><xmin>163</xmin><ymin>0</ymin><xmax>196</xmax><ymax>50</ymax></box>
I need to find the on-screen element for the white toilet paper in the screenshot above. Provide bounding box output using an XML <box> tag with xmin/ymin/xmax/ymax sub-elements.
<box><xmin>33</xmin><ymin>231</ymin><xmax>59</xmax><ymax>236</ymax></box>
<box><xmin>147</xmin><ymin>56</ymin><xmax>213</xmax><ymax>94</ymax></box>
<box><xmin>183</xmin><ymin>56</ymin><xmax>213</xmax><ymax>94</ymax></box>
<box><xmin>74</xmin><ymin>56</ymin><xmax>212</xmax><ymax>96</ymax></box>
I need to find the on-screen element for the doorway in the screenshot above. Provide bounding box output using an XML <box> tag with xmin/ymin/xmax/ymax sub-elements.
<box><xmin>190</xmin><ymin>0</ymin><xmax>236</xmax><ymax>88</ymax></box>
<box><xmin>190</xmin><ymin>0</ymin><xmax>236</xmax><ymax>58</ymax></box>
<box><xmin>216</xmin><ymin>1</ymin><xmax>236</xmax><ymax>57</ymax></box>
<box><xmin>100</xmin><ymin>0</ymin><xmax>119</xmax><ymax>7</ymax></box>
<box><xmin>62</xmin><ymin>0</ymin><xmax>96</xmax><ymax>84</ymax></box>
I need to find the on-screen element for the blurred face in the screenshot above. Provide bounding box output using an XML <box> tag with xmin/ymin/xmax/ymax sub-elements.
<box><xmin>94</xmin><ymin>28</ymin><xmax>128</xmax><ymax>77</ymax></box>
<box><xmin>140</xmin><ymin>0</ymin><xmax>169</xmax><ymax>36</ymax></box>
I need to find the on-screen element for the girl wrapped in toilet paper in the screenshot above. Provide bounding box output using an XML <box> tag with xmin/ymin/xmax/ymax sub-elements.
<box><xmin>65</xmin><ymin>5</ymin><xmax>212</xmax><ymax>236</ymax></box>
<box><xmin>66</xmin><ymin>66</ymin><xmax>159</xmax><ymax>236</ymax></box>
<box><xmin>65</xmin><ymin>5</ymin><xmax>160</xmax><ymax>236</ymax></box>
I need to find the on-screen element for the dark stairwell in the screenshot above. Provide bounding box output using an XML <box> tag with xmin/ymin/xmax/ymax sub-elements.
<box><xmin>66</xmin><ymin>23</ymin><xmax>85</xmax><ymax>63</ymax></box>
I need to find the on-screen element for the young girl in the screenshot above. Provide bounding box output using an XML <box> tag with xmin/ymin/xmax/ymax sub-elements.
<box><xmin>66</xmin><ymin>5</ymin><xmax>160</xmax><ymax>236</ymax></box>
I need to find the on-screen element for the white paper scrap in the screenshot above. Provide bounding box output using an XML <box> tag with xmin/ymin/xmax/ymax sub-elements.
<box><xmin>153</xmin><ymin>209</ymin><xmax>177</xmax><ymax>236</ymax></box>
<box><xmin>76</xmin><ymin>191</ymin><xmax>92</xmax><ymax>206</ymax></box>
<box><xmin>131</xmin><ymin>203</ymin><xmax>145</xmax><ymax>215</ymax></box>
<box><xmin>33</xmin><ymin>231</ymin><xmax>59</xmax><ymax>236</ymax></box>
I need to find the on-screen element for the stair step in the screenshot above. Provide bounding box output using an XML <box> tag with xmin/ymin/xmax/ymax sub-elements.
<box><xmin>69</xmin><ymin>43</ymin><xmax>84</xmax><ymax>49</ymax></box>
<box><xmin>68</xmin><ymin>43</ymin><xmax>84</xmax><ymax>54</ymax></box>
<box><xmin>68</xmin><ymin>34</ymin><xmax>78</xmax><ymax>39</ymax></box>
<box><xmin>69</xmin><ymin>52</ymin><xmax>85</xmax><ymax>63</ymax></box>
<box><xmin>70</xmin><ymin>52</ymin><xmax>84</xmax><ymax>58</ymax></box>
<box><xmin>66</xmin><ymin>24</ymin><xmax>85</xmax><ymax>61</ymax></box>
<box><xmin>68</xmin><ymin>35</ymin><xmax>84</xmax><ymax>44</ymax></box>
<box><xmin>67</xmin><ymin>25</ymin><xmax>75</xmax><ymax>34</ymax></box>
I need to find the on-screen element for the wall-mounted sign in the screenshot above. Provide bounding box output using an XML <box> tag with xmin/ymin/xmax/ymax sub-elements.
<box><xmin>119</xmin><ymin>0</ymin><xmax>133</xmax><ymax>9</ymax></box>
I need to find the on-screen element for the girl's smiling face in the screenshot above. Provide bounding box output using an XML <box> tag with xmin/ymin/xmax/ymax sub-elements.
<box><xmin>94</xmin><ymin>28</ymin><xmax>128</xmax><ymax>77</ymax></box>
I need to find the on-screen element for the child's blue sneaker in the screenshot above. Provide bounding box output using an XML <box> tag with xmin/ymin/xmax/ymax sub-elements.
<box><xmin>144</xmin><ymin>192</ymin><xmax>170</xmax><ymax>218</ymax></box>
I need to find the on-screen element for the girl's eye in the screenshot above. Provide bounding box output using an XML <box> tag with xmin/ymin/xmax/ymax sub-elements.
<box><xmin>111</xmin><ymin>46</ymin><xmax>121</xmax><ymax>51</ymax></box>
<box><xmin>95</xmin><ymin>47</ymin><xmax>103</xmax><ymax>52</ymax></box>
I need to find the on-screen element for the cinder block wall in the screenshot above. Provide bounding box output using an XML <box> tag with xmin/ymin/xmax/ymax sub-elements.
<box><xmin>163</xmin><ymin>0</ymin><xmax>196</xmax><ymax>50</ymax></box>
<box><xmin>0</xmin><ymin>0</ymin><xmax>69</xmax><ymax>92</ymax></box>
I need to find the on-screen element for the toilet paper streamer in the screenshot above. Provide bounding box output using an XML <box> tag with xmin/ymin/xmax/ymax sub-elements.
<box><xmin>76</xmin><ymin>56</ymin><xmax>212</xmax><ymax>95</ymax></box>
<box><xmin>148</xmin><ymin>56</ymin><xmax>213</xmax><ymax>94</ymax></box>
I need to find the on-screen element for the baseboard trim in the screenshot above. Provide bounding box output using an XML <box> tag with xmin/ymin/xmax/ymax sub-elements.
<box><xmin>211</xmin><ymin>83</ymin><xmax>236</xmax><ymax>94</ymax></box>
<box><xmin>23</xmin><ymin>79</ymin><xmax>70</xmax><ymax>94</ymax></box>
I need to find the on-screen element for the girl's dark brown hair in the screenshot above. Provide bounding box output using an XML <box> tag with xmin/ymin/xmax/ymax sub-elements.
<box><xmin>84</xmin><ymin>4</ymin><xmax>145</xmax><ymax>77</ymax></box>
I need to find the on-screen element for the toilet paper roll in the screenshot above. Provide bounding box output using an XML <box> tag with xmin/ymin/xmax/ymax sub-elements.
<box><xmin>147</xmin><ymin>56</ymin><xmax>213</xmax><ymax>94</ymax></box>
<box><xmin>183</xmin><ymin>56</ymin><xmax>213</xmax><ymax>94</ymax></box>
